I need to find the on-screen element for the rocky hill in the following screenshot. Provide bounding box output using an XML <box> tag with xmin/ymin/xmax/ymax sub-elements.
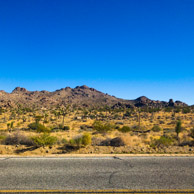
<box><xmin>0</xmin><ymin>85</ymin><xmax>188</xmax><ymax>109</ymax></box>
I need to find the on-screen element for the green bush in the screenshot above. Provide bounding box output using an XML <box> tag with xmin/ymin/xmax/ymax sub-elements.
<box><xmin>175</xmin><ymin>120</ymin><xmax>182</xmax><ymax>138</ymax></box>
<box><xmin>151</xmin><ymin>136</ymin><xmax>173</xmax><ymax>148</ymax></box>
<box><xmin>32</xmin><ymin>133</ymin><xmax>57</xmax><ymax>147</ymax></box>
<box><xmin>28</xmin><ymin>122</ymin><xmax>50</xmax><ymax>133</ymax></box>
<box><xmin>182</xmin><ymin>107</ymin><xmax>191</xmax><ymax>114</ymax></box>
<box><xmin>151</xmin><ymin>125</ymin><xmax>162</xmax><ymax>132</ymax></box>
<box><xmin>119</xmin><ymin>126</ymin><xmax>131</xmax><ymax>133</ymax></box>
<box><xmin>69</xmin><ymin>133</ymin><xmax>91</xmax><ymax>147</ymax></box>
<box><xmin>61</xmin><ymin>138</ymin><xmax>68</xmax><ymax>144</ymax></box>
<box><xmin>82</xmin><ymin>133</ymin><xmax>91</xmax><ymax>146</ymax></box>
<box><xmin>164</xmin><ymin>107</ymin><xmax>173</xmax><ymax>112</ymax></box>
<box><xmin>69</xmin><ymin>139</ymin><xmax>76</xmax><ymax>145</ymax></box>
<box><xmin>0</xmin><ymin>135</ymin><xmax>6</xmax><ymax>144</ymax></box>
<box><xmin>92</xmin><ymin>121</ymin><xmax>113</xmax><ymax>133</ymax></box>
<box><xmin>74</xmin><ymin>136</ymin><xmax>83</xmax><ymax>147</ymax></box>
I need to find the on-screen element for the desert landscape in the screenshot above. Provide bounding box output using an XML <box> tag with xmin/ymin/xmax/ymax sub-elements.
<box><xmin>0</xmin><ymin>86</ymin><xmax>193</xmax><ymax>155</ymax></box>
<box><xmin>1</xmin><ymin>0</ymin><xmax>194</xmax><ymax>192</ymax></box>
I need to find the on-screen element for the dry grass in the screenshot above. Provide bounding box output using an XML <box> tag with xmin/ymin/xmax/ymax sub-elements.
<box><xmin>0</xmin><ymin>109</ymin><xmax>193</xmax><ymax>155</ymax></box>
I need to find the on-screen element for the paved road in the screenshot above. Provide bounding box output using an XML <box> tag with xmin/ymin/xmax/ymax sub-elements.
<box><xmin>0</xmin><ymin>157</ymin><xmax>194</xmax><ymax>191</ymax></box>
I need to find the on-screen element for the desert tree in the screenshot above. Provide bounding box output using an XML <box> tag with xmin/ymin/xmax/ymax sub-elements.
<box><xmin>175</xmin><ymin>120</ymin><xmax>182</xmax><ymax>142</ymax></box>
<box><xmin>7</xmin><ymin>123</ymin><xmax>11</xmax><ymax>132</ymax></box>
<box><xmin>60</xmin><ymin>105</ymin><xmax>70</xmax><ymax>128</ymax></box>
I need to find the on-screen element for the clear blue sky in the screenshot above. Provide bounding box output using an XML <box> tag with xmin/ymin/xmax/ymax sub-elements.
<box><xmin>0</xmin><ymin>0</ymin><xmax>193</xmax><ymax>104</ymax></box>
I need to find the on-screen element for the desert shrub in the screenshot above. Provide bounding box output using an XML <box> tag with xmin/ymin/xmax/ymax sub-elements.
<box><xmin>32</xmin><ymin>133</ymin><xmax>57</xmax><ymax>147</ymax></box>
<box><xmin>190</xmin><ymin>127</ymin><xmax>194</xmax><ymax>139</ymax></box>
<box><xmin>0</xmin><ymin>134</ymin><xmax>6</xmax><ymax>144</ymax></box>
<box><xmin>163</xmin><ymin>128</ymin><xmax>174</xmax><ymax>133</ymax></box>
<box><xmin>63</xmin><ymin>126</ymin><xmax>70</xmax><ymax>131</ymax></box>
<box><xmin>28</xmin><ymin>122</ymin><xmax>50</xmax><ymax>133</ymax></box>
<box><xmin>115</xmin><ymin>122</ymin><xmax>124</xmax><ymax>125</ymax></box>
<box><xmin>89</xmin><ymin>115</ymin><xmax>96</xmax><ymax>119</ymax></box>
<box><xmin>151</xmin><ymin>125</ymin><xmax>162</xmax><ymax>132</ymax></box>
<box><xmin>58</xmin><ymin>124</ymin><xmax>64</xmax><ymax>129</ymax></box>
<box><xmin>92</xmin><ymin>121</ymin><xmax>113</xmax><ymax>133</ymax></box>
<box><xmin>164</xmin><ymin>107</ymin><xmax>173</xmax><ymax>112</ymax></box>
<box><xmin>61</xmin><ymin>138</ymin><xmax>68</xmax><ymax>144</ymax></box>
<box><xmin>51</xmin><ymin>127</ymin><xmax>60</xmax><ymax>132</ymax></box>
<box><xmin>80</xmin><ymin>125</ymin><xmax>92</xmax><ymax>131</ymax></box>
<box><xmin>51</xmin><ymin>124</ymin><xmax>64</xmax><ymax>131</ymax></box>
<box><xmin>110</xmin><ymin>137</ymin><xmax>125</xmax><ymax>147</ymax></box>
<box><xmin>124</xmin><ymin>111</ymin><xmax>131</xmax><ymax>117</ymax></box>
<box><xmin>182</xmin><ymin>107</ymin><xmax>191</xmax><ymax>114</ymax></box>
<box><xmin>69</xmin><ymin>139</ymin><xmax>76</xmax><ymax>145</ymax></box>
<box><xmin>119</xmin><ymin>126</ymin><xmax>131</xmax><ymax>133</ymax></box>
<box><xmin>100</xmin><ymin>137</ymin><xmax>125</xmax><ymax>147</ymax></box>
<box><xmin>92</xmin><ymin>137</ymin><xmax>104</xmax><ymax>146</ymax></box>
<box><xmin>131</xmin><ymin>125</ymin><xmax>146</xmax><ymax>131</ymax></box>
<box><xmin>73</xmin><ymin>136</ymin><xmax>83</xmax><ymax>147</ymax></box>
<box><xmin>70</xmin><ymin>133</ymin><xmax>91</xmax><ymax>147</ymax></box>
<box><xmin>82</xmin><ymin>133</ymin><xmax>91</xmax><ymax>146</ymax></box>
<box><xmin>80</xmin><ymin>125</ymin><xmax>87</xmax><ymax>130</ymax></box>
<box><xmin>100</xmin><ymin>138</ymin><xmax>111</xmax><ymax>146</ymax></box>
<box><xmin>151</xmin><ymin>136</ymin><xmax>173</xmax><ymax>148</ymax></box>
<box><xmin>174</xmin><ymin>108</ymin><xmax>181</xmax><ymax>113</ymax></box>
<box><xmin>4</xmin><ymin>132</ymin><xmax>34</xmax><ymax>146</ymax></box>
<box><xmin>36</xmin><ymin>125</ymin><xmax>50</xmax><ymax>133</ymax></box>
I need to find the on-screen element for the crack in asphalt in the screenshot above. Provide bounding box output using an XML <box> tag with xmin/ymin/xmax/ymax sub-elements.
<box><xmin>108</xmin><ymin>157</ymin><xmax>134</xmax><ymax>188</ymax></box>
<box><xmin>108</xmin><ymin>171</ymin><xmax>119</xmax><ymax>185</ymax></box>
<box><xmin>113</xmin><ymin>156</ymin><xmax>134</xmax><ymax>168</ymax></box>
<box><xmin>113</xmin><ymin>156</ymin><xmax>122</xmax><ymax>160</ymax></box>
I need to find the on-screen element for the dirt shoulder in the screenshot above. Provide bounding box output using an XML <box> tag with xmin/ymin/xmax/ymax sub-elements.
<box><xmin>0</xmin><ymin>144</ymin><xmax>193</xmax><ymax>157</ymax></box>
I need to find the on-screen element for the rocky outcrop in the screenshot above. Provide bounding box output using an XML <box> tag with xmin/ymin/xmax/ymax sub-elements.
<box><xmin>0</xmin><ymin>85</ymin><xmax>189</xmax><ymax>109</ymax></box>
<box><xmin>168</xmin><ymin>99</ymin><xmax>175</xmax><ymax>107</ymax></box>
<box><xmin>12</xmin><ymin>87</ymin><xmax>28</xmax><ymax>93</ymax></box>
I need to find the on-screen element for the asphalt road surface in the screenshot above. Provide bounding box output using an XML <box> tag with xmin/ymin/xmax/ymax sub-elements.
<box><xmin>0</xmin><ymin>156</ymin><xmax>194</xmax><ymax>191</ymax></box>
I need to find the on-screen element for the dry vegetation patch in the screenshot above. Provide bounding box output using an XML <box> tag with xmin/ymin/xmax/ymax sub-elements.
<box><xmin>0</xmin><ymin>106</ymin><xmax>194</xmax><ymax>155</ymax></box>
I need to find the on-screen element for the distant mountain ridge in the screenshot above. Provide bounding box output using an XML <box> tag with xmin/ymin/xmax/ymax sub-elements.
<box><xmin>0</xmin><ymin>85</ymin><xmax>188</xmax><ymax>109</ymax></box>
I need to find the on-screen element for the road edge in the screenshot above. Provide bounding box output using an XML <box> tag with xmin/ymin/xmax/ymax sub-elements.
<box><xmin>0</xmin><ymin>153</ymin><xmax>194</xmax><ymax>158</ymax></box>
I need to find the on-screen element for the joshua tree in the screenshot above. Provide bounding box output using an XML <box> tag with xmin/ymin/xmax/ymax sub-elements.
<box><xmin>175</xmin><ymin>120</ymin><xmax>182</xmax><ymax>142</ymax></box>
<box><xmin>60</xmin><ymin>105</ymin><xmax>70</xmax><ymax>128</ymax></box>
<box><xmin>44</xmin><ymin>113</ymin><xmax>49</xmax><ymax>123</ymax></box>
<box><xmin>7</xmin><ymin>121</ymin><xmax>14</xmax><ymax>133</ymax></box>
<box><xmin>7</xmin><ymin>123</ymin><xmax>11</xmax><ymax>132</ymax></box>
<box><xmin>10</xmin><ymin>121</ymin><xmax>14</xmax><ymax>129</ymax></box>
